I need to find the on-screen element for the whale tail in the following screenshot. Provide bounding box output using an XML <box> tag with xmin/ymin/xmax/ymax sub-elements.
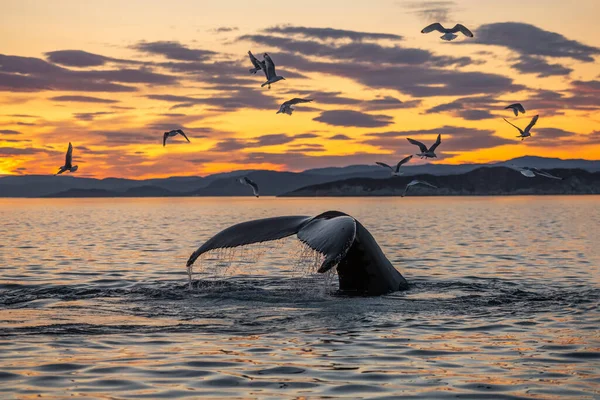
<box><xmin>186</xmin><ymin>211</ymin><xmax>408</xmax><ymax>295</ymax></box>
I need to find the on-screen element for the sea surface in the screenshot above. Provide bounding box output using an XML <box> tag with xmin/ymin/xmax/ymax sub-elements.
<box><xmin>0</xmin><ymin>196</ymin><xmax>599</xmax><ymax>399</ymax></box>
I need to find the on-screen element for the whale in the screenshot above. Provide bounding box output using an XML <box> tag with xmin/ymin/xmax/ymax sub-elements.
<box><xmin>186</xmin><ymin>211</ymin><xmax>408</xmax><ymax>296</ymax></box>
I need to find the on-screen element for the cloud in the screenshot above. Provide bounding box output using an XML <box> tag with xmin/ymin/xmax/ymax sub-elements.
<box><xmin>73</xmin><ymin>112</ymin><xmax>115</xmax><ymax>121</ymax></box>
<box><xmin>0</xmin><ymin>54</ymin><xmax>139</xmax><ymax>92</ymax></box>
<box><xmin>535</xmin><ymin>128</ymin><xmax>574</xmax><ymax>139</ymax></box>
<box><xmin>456</xmin><ymin>109</ymin><xmax>495</xmax><ymax>120</ymax></box>
<box><xmin>402</xmin><ymin>1</ymin><xmax>456</xmax><ymax>22</ymax></box>
<box><xmin>313</xmin><ymin>110</ymin><xmax>394</xmax><ymax>127</ymax></box>
<box><xmin>79</xmin><ymin>68</ymin><xmax>178</xmax><ymax>84</ymax></box>
<box><xmin>146</xmin><ymin>87</ymin><xmax>278</xmax><ymax>111</ymax></box>
<box><xmin>0</xmin><ymin>146</ymin><xmax>60</xmax><ymax>156</ymax></box>
<box><xmin>363</xmin><ymin>96</ymin><xmax>421</xmax><ymax>111</ymax></box>
<box><xmin>510</xmin><ymin>55</ymin><xmax>572</xmax><ymax>77</ymax></box>
<box><xmin>329</xmin><ymin>134</ymin><xmax>352</xmax><ymax>140</ymax></box>
<box><xmin>293</xmin><ymin>133</ymin><xmax>320</xmax><ymax>139</ymax></box>
<box><xmin>89</xmin><ymin>130</ymin><xmax>160</xmax><ymax>145</ymax></box>
<box><xmin>572</xmin><ymin>80</ymin><xmax>600</xmax><ymax>93</ymax></box>
<box><xmin>525</xmin><ymin>87</ymin><xmax>600</xmax><ymax>115</ymax></box>
<box><xmin>364</xmin><ymin>126</ymin><xmax>513</xmax><ymax>152</ymax></box>
<box><xmin>263</xmin><ymin>25</ymin><xmax>403</xmax><ymax>41</ymax></box>
<box><xmin>50</xmin><ymin>95</ymin><xmax>119</xmax><ymax>104</ymax></box>
<box><xmin>426</xmin><ymin>95</ymin><xmax>499</xmax><ymax>120</ymax></box>
<box><xmin>288</xmin><ymin>144</ymin><xmax>326</xmax><ymax>152</ymax></box>
<box><xmin>16</xmin><ymin>122</ymin><xmax>35</xmax><ymax>126</ymax></box>
<box><xmin>0</xmin><ymin>129</ymin><xmax>21</xmax><ymax>135</ymax></box>
<box><xmin>272</xmin><ymin>52</ymin><xmax>519</xmax><ymax>97</ymax></box>
<box><xmin>210</xmin><ymin>133</ymin><xmax>300</xmax><ymax>152</ymax></box>
<box><xmin>468</xmin><ymin>22</ymin><xmax>600</xmax><ymax>62</ymax></box>
<box><xmin>132</xmin><ymin>41</ymin><xmax>216</xmax><ymax>61</ymax></box>
<box><xmin>241</xmin><ymin>34</ymin><xmax>472</xmax><ymax>67</ymax></box>
<box><xmin>45</xmin><ymin>50</ymin><xmax>137</xmax><ymax>67</ymax></box>
<box><xmin>211</xmin><ymin>26</ymin><xmax>238</xmax><ymax>33</ymax></box>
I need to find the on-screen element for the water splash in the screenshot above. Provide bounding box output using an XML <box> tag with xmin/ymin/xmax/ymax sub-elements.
<box><xmin>189</xmin><ymin>239</ymin><xmax>337</xmax><ymax>295</ymax></box>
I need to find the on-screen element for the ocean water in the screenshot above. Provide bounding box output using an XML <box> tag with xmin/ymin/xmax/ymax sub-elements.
<box><xmin>0</xmin><ymin>196</ymin><xmax>599</xmax><ymax>399</ymax></box>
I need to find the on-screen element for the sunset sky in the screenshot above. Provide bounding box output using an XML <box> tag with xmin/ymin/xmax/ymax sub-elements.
<box><xmin>1</xmin><ymin>0</ymin><xmax>599</xmax><ymax>178</ymax></box>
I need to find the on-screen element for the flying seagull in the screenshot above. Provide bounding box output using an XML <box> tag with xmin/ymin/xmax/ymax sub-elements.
<box><xmin>261</xmin><ymin>53</ymin><xmax>285</xmax><ymax>89</ymax></box>
<box><xmin>503</xmin><ymin>115</ymin><xmax>539</xmax><ymax>141</ymax></box>
<box><xmin>163</xmin><ymin>129</ymin><xmax>190</xmax><ymax>147</ymax></box>
<box><xmin>277</xmin><ymin>98</ymin><xmax>313</xmax><ymax>115</ymax></box>
<box><xmin>248</xmin><ymin>51</ymin><xmax>265</xmax><ymax>75</ymax></box>
<box><xmin>407</xmin><ymin>134</ymin><xmax>441</xmax><ymax>159</ymax></box>
<box><xmin>239</xmin><ymin>176</ymin><xmax>259</xmax><ymax>197</ymax></box>
<box><xmin>401</xmin><ymin>179</ymin><xmax>438</xmax><ymax>197</ymax></box>
<box><xmin>512</xmin><ymin>165</ymin><xmax>562</xmax><ymax>180</ymax></box>
<box><xmin>505</xmin><ymin>103</ymin><xmax>526</xmax><ymax>116</ymax></box>
<box><xmin>376</xmin><ymin>155</ymin><xmax>413</xmax><ymax>176</ymax></box>
<box><xmin>421</xmin><ymin>23</ymin><xmax>474</xmax><ymax>41</ymax></box>
<box><xmin>56</xmin><ymin>142</ymin><xmax>78</xmax><ymax>175</ymax></box>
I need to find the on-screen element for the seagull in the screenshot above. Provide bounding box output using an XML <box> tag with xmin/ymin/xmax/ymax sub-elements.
<box><xmin>261</xmin><ymin>53</ymin><xmax>285</xmax><ymax>89</ymax></box>
<box><xmin>407</xmin><ymin>134</ymin><xmax>441</xmax><ymax>159</ymax></box>
<box><xmin>277</xmin><ymin>98</ymin><xmax>313</xmax><ymax>115</ymax></box>
<box><xmin>163</xmin><ymin>129</ymin><xmax>190</xmax><ymax>147</ymax></box>
<box><xmin>376</xmin><ymin>155</ymin><xmax>413</xmax><ymax>176</ymax></box>
<box><xmin>56</xmin><ymin>142</ymin><xmax>78</xmax><ymax>175</ymax></box>
<box><xmin>512</xmin><ymin>165</ymin><xmax>562</xmax><ymax>180</ymax></box>
<box><xmin>401</xmin><ymin>179</ymin><xmax>438</xmax><ymax>197</ymax></box>
<box><xmin>248</xmin><ymin>50</ymin><xmax>265</xmax><ymax>75</ymax></box>
<box><xmin>505</xmin><ymin>103</ymin><xmax>526</xmax><ymax>116</ymax></box>
<box><xmin>421</xmin><ymin>23</ymin><xmax>474</xmax><ymax>41</ymax></box>
<box><xmin>239</xmin><ymin>176</ymin><xmax>259</xmax><ymax>197</ymax></box>
<box><xmin>503</xmin><ymin>115</ymin><xmax>539</xmax><ymax>141</ymax></box>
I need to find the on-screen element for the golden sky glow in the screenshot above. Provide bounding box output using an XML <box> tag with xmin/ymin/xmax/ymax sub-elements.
<box><xmin>1</xmin><ymin>0</ymin><xmax>599</xmax><ymax>178</ymax></box>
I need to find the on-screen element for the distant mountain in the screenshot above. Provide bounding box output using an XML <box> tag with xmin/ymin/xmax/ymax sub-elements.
<box><xmin>492</xmin><ymin>156</ymin><xmax>600</xmax><ymax>171</ymax></box>
<box><xmin>191</xmin><ymin>171</ymin><xmax>343</xmax><ymax>196</ymax></box>
<box><xmin>281</xmin><ymin>167</ymin><xmax>600</xmax><ymax>197</ymax></box>
<box><xmin>0</xmin><ymin>175</ymin><xmax>206</xmax><ymax>197</ymax></box>
<box><xmin>2</xmin><ymin>157</ymin><xmax>599</xmax><ymax>197</ymax></box>
<box><xmin>304</xmin><ymin>165</ymin><xmax>383</xmax><ymax>176</ymax></box>
<box><xmin>46</xmin><ymin>185</ymin><xmax>177</xmax><ymax>198</ymax></box>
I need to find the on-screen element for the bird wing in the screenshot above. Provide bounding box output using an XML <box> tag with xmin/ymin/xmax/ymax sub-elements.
<box><xmin>186</xmin><ymin>215</ymin><xmax>312</xmax><ymax>267</ymax></box>
<box><xmin>428</xmin><ymin>134</ymin><xmax>442</xmax><ymax>153</ymax></box>
<box><xmin>421</xmin><ymin>23</ymin><xmax>445</xmax><ymax>34</ymax></box>
<box><xmin>401</xmin><ymin>182</ymin><xmax>414</xmax><ymax>197</ymax></box>
<box><xmin>417</xmin><ymin>180</ymin><xmax>438</xmax><ymax>189</ymax></box>
<box><xmin>505</xmin><ymin>104</ymin><xmax>518</xmax><ymax>116</ymax></box>
<box><xmin>375</xmin><ymin>162</ymin><xmax>393</xmax><ymax>171</ymax></box>
<box><xmin>263</xmin><ymin>53</ymin><xmax>277</xmax><ymax>80</ymax></box>
<box><xmin>247</xmin><ymin>179</ymin><xmax>259</xmax><ymax>196</ymax></box>
<box><xmin>395</xmin><ymin>155</ymin><xmax>413</xmax><ymax>171</ymax></box>
<box><xmin>248</xmin><ymin>51</ymin><xmax>263</xmax><ymax>69</ymax></box>
<box><xmin>285</xmin><ymin>98</ymin><xmax>313</xmax><ymax>106</ymax></box>
<box><xmin>407</xmin><ymin>138</ymin><xmax>428</xmax><ymax>153</ymax></box>
<box><xmin>503</xmin><ymin>118</ymin><xmax>524</xmax><ymax>134</ymax></box>
<box><xmin>516</xmin><ymin>103</ymin><xmax>526</xmax><ymax>113</ymax></box>
<box><xmin>163</xmin><ymin>132</ymin><xmax>168</xmax><ymax>146</ymax></box>
<box><xmin>241</xmin><ymin>177</ymin><xmax>259</xmax><ymax>195</ymax></box>
<box><xmin>297</xmin><ymin>215</ymin><xmax>356</xmax><ymax>273</ymax></box>
<box><xmin>531</xmin><ymin>168</ymin><xmax>562</xmax><ymax>180</ymax></box>
<box><xmin>524</xmin><ymin>115</ymin><xmax>539</xmax><ymax>133</ymax></box>
<box><xmin>178</xmin><ymin>130</ymin><xmax>191</xmax><ymax>142</ymax></box>
<box><xmin>65</xmin><ymin>142</ymin><xmax>73</xmax><ymax>167</ymax></box>
<box><xmin>451</xmin><ymin>24</ymin><xmax>474</xmax><ymax>37</ymax></box>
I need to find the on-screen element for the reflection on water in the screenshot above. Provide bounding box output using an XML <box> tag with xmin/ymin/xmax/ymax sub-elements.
<box><xmin>0</xmin><ymin>197</ymin><xmax>599</xmax><ymax>398</ymax></box>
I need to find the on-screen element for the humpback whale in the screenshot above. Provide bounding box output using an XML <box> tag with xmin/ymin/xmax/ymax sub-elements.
<box><xmin>186</xmin><ymin>211</ymin><xmax>408</xmax><ymax>296</ymax></box>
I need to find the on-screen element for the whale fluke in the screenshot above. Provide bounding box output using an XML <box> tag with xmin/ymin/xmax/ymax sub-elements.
<box><xmin>186</xmin><ymin>211</ymin><xmax>408</xmax><ymax>295</ymax></box>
